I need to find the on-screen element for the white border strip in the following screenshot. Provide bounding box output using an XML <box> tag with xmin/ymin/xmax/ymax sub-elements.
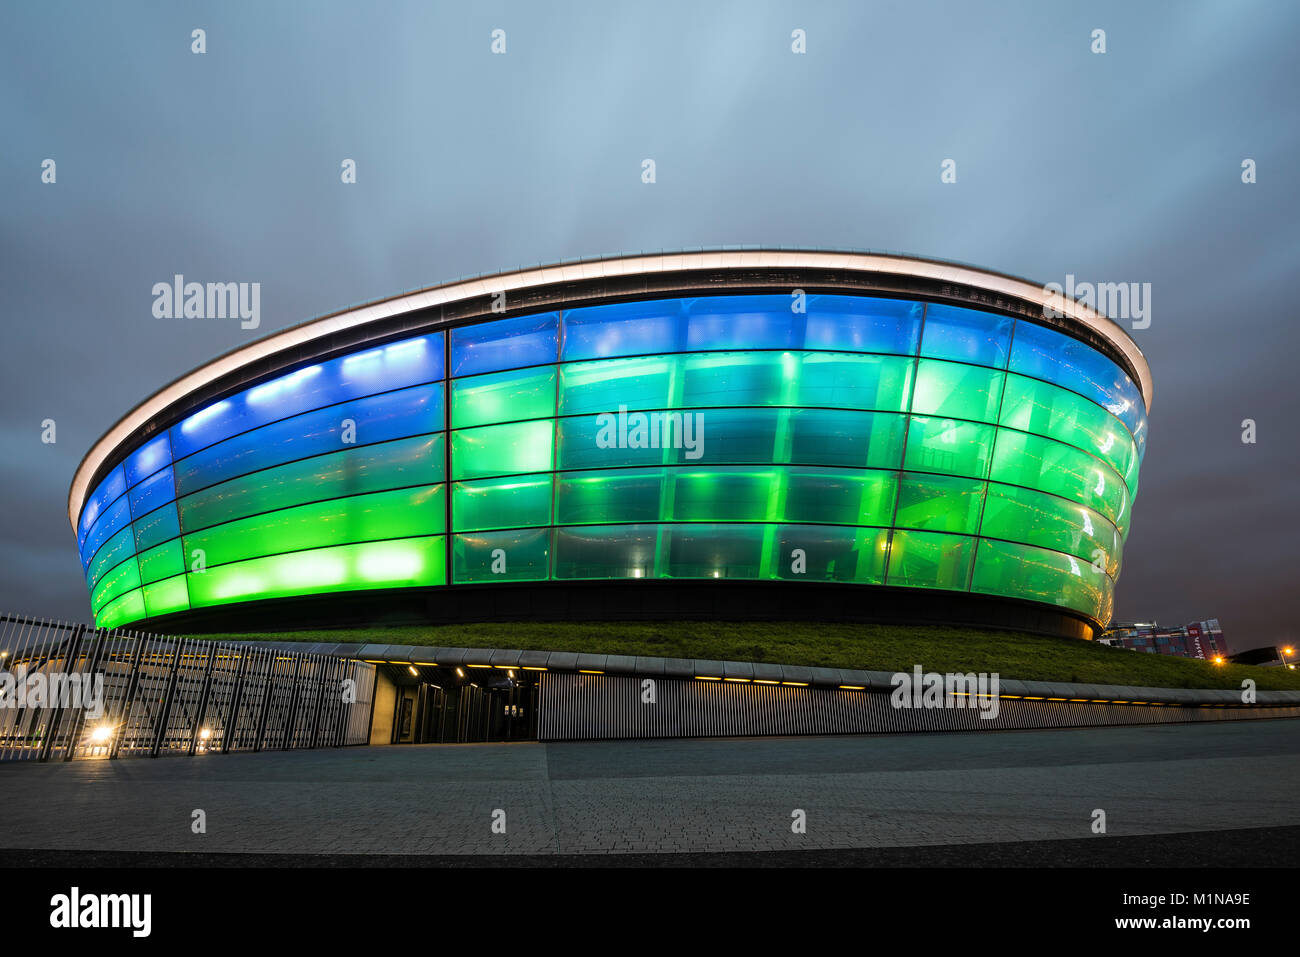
<box><xmin>67</xmin><ymin>251</ymin><xmax>1152</xmax><ymax>530</ymax></box>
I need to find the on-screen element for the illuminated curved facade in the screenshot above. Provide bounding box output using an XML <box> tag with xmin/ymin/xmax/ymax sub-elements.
<box><xmin>69</xmin><ymin>251</ymin><xmax>1151</xmax><ymax>638</ymax></box>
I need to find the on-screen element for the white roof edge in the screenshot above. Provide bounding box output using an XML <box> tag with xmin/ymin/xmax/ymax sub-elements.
<box><xmin>67</xmin><ymin>250</ymin><xmax>1152</xmax><ymax>530</ymax></box>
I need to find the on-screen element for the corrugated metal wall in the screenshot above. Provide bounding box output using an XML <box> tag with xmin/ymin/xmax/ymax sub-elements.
<box><xmin>538</xmin><ymin>672</ymin><xmax>1300</xmax><ymax>741</ymax></box>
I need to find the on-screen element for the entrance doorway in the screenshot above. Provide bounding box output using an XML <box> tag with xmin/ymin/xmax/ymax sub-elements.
<box><xmin>378</xmin><ymin>664</ymin><xmax>538</xmax><ymax>744</ymax></box>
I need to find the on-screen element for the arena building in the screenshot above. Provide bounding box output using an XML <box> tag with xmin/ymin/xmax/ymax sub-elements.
<box><xmin>68</xmin><ymin>249</ymin><xmax>1152</xmax><ymax>641</ymax></box>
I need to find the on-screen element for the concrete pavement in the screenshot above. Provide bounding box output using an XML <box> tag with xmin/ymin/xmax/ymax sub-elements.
<box><xmin>2</xmin><ymin>719</ymin><xmax>1297</xmax><ymax>857</ymax></box>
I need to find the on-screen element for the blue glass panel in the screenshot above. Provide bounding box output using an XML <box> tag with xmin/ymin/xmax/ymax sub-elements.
<box><xmin>128</xmin><ymin>466</ymin><xmax>176</xmax><ymax>519</ymax></box>
<box><xmin>564</xmin><ymin>295</ymin><xmax>927</xmax><ymax>363</ymax></box>
<box><xmin>124</xmin><ymin>434</ymin><xmax>172</xmax><ymax>487</ymax></box>
<box><xmin>86</xmin><ymin>525</ymin><xmax>135</xmax><ymax>592</ymax></box>
<box><xmin>682</xmin><ymin>295</ymin><xmax>804</xmax><ymax>351</ymax></box>
<box><xmin>171</xmin><ymin>333</ymin><xmax>444</xmax><ymax>458</ymax></box>
<box><xmin>921</xmin><ymin>304</ymin><xmax>1013</xmax><ymax>368</ymax></box>
<box><xmin>80</xmin><ymin>494</ymin><xmax>130</xmax><ymax>568</ymax></box>
<box><xmin>803</xmin><ymin>295</ymin><xmax>923</xmax><ymax>355</ymax></box>
<box><xmin>133</xmin><ymin>504</ymin><xmax>181</xmax><ymax>553</ymax></box>
<box><xmin>1009</xmin><ymin>320</ymin><xmax>1146</xmax><ymax>450</ymax></box>
<box><xmin>78</xmin><ymin>465</ymin><xmax>126</xmax><ymax>547</ymax></box>
<box><xmin>450</xmin><ymin>312</ymin><xmax>558</xmax><ymax>377</ymax></box>
<box><xmin>562</xmin><ymin>299</ymin><xmax>686</xmax><ymax>361</ymax></box>
<box><xmin>173</xmin><ymin>383</ymin><xmax>443</xmax><ymax>496</ymax></box>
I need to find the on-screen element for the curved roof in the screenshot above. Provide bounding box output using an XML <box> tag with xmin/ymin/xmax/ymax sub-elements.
<box><xmin>67</xmin><ymin>248</ymin><xmax>1152</xmax><ymax>531</ymax></box>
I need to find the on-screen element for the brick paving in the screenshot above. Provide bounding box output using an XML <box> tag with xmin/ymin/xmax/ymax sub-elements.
<box><xmin>2</xmin><ymin>719</ymin><xmax>1297</xmax><ymax>857</ymax></box>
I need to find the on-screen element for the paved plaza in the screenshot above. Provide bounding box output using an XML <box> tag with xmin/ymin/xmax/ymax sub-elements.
<box><xmin>3</xmin><ymin>719</ymin><xmax>1298</xmax><ymax>857</ymax></box>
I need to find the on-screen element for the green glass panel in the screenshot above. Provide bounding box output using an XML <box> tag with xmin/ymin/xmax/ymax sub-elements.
<box><xmin>184</xmin><ymin>486</ymin><xmax>444</xmax><ymax>568</ymax></box>
<box><xmin>555</xmin><ymin>470</ymin><xmax>665</xmax><ymax>525</ymax></box>
<box><xmin>972</xmin><ymin>538</ymin><xmax>1110</xmax><ymax>622</ymax></box>
<box><xmin>560</xmin><ymin>355</ymin><xmax>676</xmax><ymax>416</ymax></box>
<box><xmin>672</xmin><ymin>469</ymin><xmax>775</xmax><ymax>522</ymax></box>
<box><xmin>989</xmin><ymin>429</ymin><xmax>1126</xmax><ymax>525</ymax></box>
<box><xmin>452</xmin><ymin>420</ymin><xmax>554</xmax><ymax>480</ymax></box>
<box><xmin>132</xmin><ymin>502</ymin><xmax>180</xmax><ymax>551</ymax></box>
<box><xmin>556</xmin><ymin>416</ymin><xmax>681</xmax><ymax>470</ymax></box>
<box><xmin>452</xmin><ymin>528</ymin><xmax>550</xmax><ymax>583</ymax></box>
<box><xmin>96</xmin><ymin>588</ymin><xmax>145</xmax><ymax>629</ymax></box>
<box><xmin>138</xmin><ymin>539</ymin><xmax>185</xmax><ymax>585</ymax></box>
<box><xmin>792</xmin><ymin>353</ymin><xmax>913</xmax><ymax>413</ymax></box>
<box><xmin>552</xmin><ymin>466</ymin><xmax>901</xmax><ymax>529</ymax></box>
<box><xmin>553</xmin><ymin>524</ymin><xmax>658</xmax><ymax>579</ymax></box>
<box><xmin>789</xmin><ymin>409</ymin><xmax>906</xmax><ymax>469</ymax></box>
<box><xmin>895</xmin><ymin>474</ymin><xmax>986</xmax><ymax>535</ymax></box>
<box><xmin>663</xmin><ymin>524</ymin><xmax>766</xmax><ymax>579</ymax></box>
<box><xmin>179</xmin><ymin>434</ymin><xmax>444</xmax><ymax>534</ymax></box>
<box><xmin>91</xmin><ymin>557</ymin><xmax>141</xmax><ymax>614</ymax></box>
<box><xmin>451</xmin><ymin>366</ymin><xmax>556</xmax><ymax>429</ymax></box>
<box><xmin>86</xmin><ymin>525</ymin><xmax>136</xmax><ymax>592</ymax></box>
<box><xmin>784</xmin><ymin>468</ymin><xmax>898</xmax><ymax>526</ymax></box>
<box><xmin>453</xmin><ymin>474</ymin><xmax>552</xmax><ymax>531</ymax></box>
<box><xmin>999</xmin><ymin>374</ymin><xmax>1139</xmax><ymax>491</ymax></box>
<box><xmin>979</xmin><ymin>482</ymin><xmax>1121</xmax><ymax>577</ymax></box>
<box><xmin>142</xmin><ymin>574</ymin><xmax>190</xmax><ymax>618</ymax></box>
<box><xmin>681</xmin><ymin>353</ymin><xmax>792</xmax><ymax>409</ymax></box>
<box><xmin>903</xmin><ymin>417</ymin><xmax>994</xmax><ymax>479</ymax></box>
<box><xmin>557</xmin><ymin>408</ymin><xmax>905</xmax><ymax>471</ymax></box>
<box><xmin>910</xmin><ymin>359</ymin><xmax>1004</xmax><ymax>423</ymax></box>
<box><xmin>1114</xmin><ymin>486</ymin><xmax>1133</xmax><ymax>541</ymax></box>
<box><xmin>885</xmin><ymin>530</ymin><xmax>974</xmax><ymax>591</ymax></box>
<box><xmin>187</xmin><ymin>536</ymin><xmax>446</xmax><ymax>607</ymax></box>
<box><xmin>771</xmin><ymin>525</ymin><xmax>889</xmax><ymax>583</ymax></box>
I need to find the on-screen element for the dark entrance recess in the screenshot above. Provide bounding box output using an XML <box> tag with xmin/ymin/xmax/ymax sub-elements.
<box><xmin>378</xmin><ymin>662</ymin><xmax>539</xmax><ymax>744</ymax></box>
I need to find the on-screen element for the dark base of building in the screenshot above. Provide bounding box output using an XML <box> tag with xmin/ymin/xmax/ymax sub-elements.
<box><xmin>137</xmin><ymin>580</ymin><xmax>1098</xmax><ymax>641</ymax></box>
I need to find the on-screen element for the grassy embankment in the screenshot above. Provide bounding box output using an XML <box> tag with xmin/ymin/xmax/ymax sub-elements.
<box><xmin>181</xmin><ymin>621</ymin><xmax>1300</xmax><ymax>691</ymax></box>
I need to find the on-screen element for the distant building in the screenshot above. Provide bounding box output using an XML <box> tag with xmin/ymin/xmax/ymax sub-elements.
<box><xmin>1099</xmin><ymin>619</ymin><xmax>1229</xmax><ymax>660</ymax></box>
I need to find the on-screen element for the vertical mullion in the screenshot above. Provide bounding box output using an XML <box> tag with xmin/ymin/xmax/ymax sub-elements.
<box><xmin>444</xmin><ymin>328</ymin><xmax>453</xmax><ymax>589</ymax></box>
<box><xmin>548</xmin><ymin>309</ymin><xmax>562</xmax><ymax>583</ymax></box>
<box><xmin>882</xmin><ymin>302</ymin><xmax>927</xmax><ymax>584</ymax></box>
<box><xmin>968</xmin><ymin>317</ymin><xmax>1017</xmax><ymax>592</ymax></box>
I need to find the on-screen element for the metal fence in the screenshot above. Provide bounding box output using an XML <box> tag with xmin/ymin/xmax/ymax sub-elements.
<box><xmin>0</xmin><ymin>614</ymin><xmax>375</xmax><ymax>762</ymax></box>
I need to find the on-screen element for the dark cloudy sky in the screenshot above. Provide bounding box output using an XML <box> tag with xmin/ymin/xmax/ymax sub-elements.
<box><xmin>2</xmin><ymin>1</ymin><xmax>1297</xmax><ymax>650</ymax></box>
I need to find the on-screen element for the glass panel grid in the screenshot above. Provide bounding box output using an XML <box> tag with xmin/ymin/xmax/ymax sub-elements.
<box><xmin>76</xmin><ymin>294</ymin><xmax>1144</xmax><ymax>628</ymax></box>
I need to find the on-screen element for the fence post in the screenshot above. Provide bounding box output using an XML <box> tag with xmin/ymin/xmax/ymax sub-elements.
<box><xmin>150</xmin><ymin>640</ymin><xmax>185</xmax><ymax>758</ymax></box>
<box><xmin>110</xmin><ymin>632</ymin><xmax>146</xmax><ymax>760</ymax></box>
<box><xmin>61</xmin><ymin>625</ymin><xmax>109</xmax><ymax>761</ymax></box>
<box><xmin>221</xmin><ymin>648</ymin><xmax>250</xmax><ymax>754</ymax></box>
<box><xmin>187</xmin><ymin>643</ymin><xmax>218</xmax><ymax>756</ymax></box>
<box><xmin>38</xmin><ymin>624</ymin><xmax>85</xmax><ymax>762</ymax></box>
<box><xmin>252</xmin><ymin>653</ymin><xmax>278</xmax><ymax>752</ymax></box>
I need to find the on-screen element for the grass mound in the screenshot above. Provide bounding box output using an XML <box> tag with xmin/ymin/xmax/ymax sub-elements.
<box><xmin>182</xmin><ymin>621</ymin><xmax>1300</xmax><ymax>692</ymax></box>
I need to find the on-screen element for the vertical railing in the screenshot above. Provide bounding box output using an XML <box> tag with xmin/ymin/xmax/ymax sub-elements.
<box><xmin>0</xmin><ymin>613</ymin><xmax>373</xmax><ymax>762</ymax></box>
